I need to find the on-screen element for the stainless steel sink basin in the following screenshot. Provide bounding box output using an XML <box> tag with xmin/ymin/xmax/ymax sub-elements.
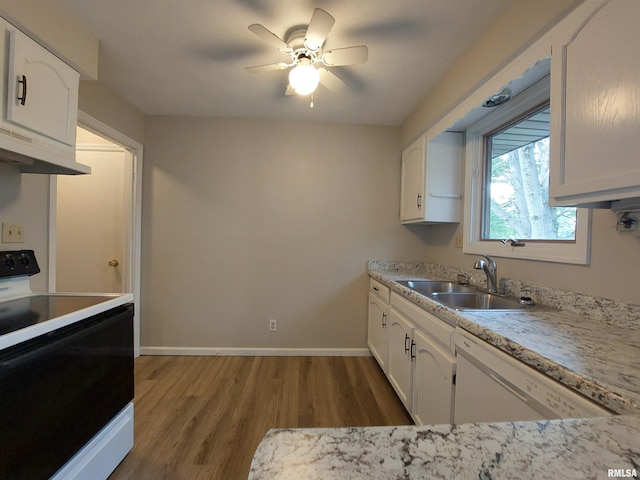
<box><xmin>397</xmin><ymin>280</ymin><xmax>477</xmax><ymax>295</ymax></box>
<box><xmin>430</xmin><ymin>292</ymin><xmax>530</xmax><ymax>310</ymax></box>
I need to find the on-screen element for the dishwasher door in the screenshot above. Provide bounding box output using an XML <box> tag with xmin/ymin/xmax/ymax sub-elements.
<box><xmin>453</xmin><ymin>328</ymin><xmax>611</xmax><ymax>424</ymax></box>
<box><xmin>454</xmin><ymin>349</ymin><xmax>552</xmax><ymax>424</ymax></box>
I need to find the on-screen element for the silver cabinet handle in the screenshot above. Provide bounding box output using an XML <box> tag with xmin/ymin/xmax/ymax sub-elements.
<box><xmin>381</xmin><ymin>312</ymin><xmax>387</xmax><ymax>328</ymax></box>
<box><xmin>416</xmin><ymin>193</ymin><xmax>422</xmax><ymax>209</ymax></box>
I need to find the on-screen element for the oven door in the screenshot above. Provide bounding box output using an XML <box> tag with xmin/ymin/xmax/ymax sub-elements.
<box><xmin>0</xmin><ymin>304</ymin><xmax>134</xmax><ymax>480</ymax></box>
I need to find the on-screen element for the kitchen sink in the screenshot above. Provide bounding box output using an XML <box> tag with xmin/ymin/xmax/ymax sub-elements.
<box><xmin>430</xmin><ymin>292</ymin><xmax>531</xmax><ymax>310</ymax></box>
<box><xmin>397</xmin><ymin>280</ymin><xmax>477</xmax><ymax>295</ymax></box>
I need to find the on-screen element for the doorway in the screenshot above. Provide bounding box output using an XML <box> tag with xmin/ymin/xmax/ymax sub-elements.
<box><xmin>56</xmin><ymin>127</ymin><xmax>132</xmax><ymax>293</ymax></box>
<box><xmin>50</xmin><ymin>113</ymin><xmax>143</xmax><ymax>357</ymax></box>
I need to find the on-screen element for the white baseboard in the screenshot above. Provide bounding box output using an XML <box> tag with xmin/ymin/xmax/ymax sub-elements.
<box><xmin>140</xmin><ymin>346</ymin><xmax>372</xmax><ymax>357</ymax></box>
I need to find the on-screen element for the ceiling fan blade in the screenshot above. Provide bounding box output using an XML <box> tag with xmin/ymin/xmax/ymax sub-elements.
<box><xmin>245</xmin><ymin>62</ymin><xmax>289</xmax><ymax>73</ymax></box>
<box><xmin>304</xmin><ymin>8</ymin><xmax>335</xmax><ymax>51</ymax></box>
<box><xmin>285</xmin><ymin>84</ymin><xmax>296</xmax><ymax>96</ymax></box>
<box><xmin>318</xmin><ymin>68</ymin><xmax>345</xmax><ymax>93</ymax></box>
<box><xmin>248</xmin><ymin>24</ymin><xmax>291</xmax><ymax>52</ymax></box>
<box><xmin>323</xmin><ymin>46</ymin><xmax>368</xmax><ymax>66</ymax></box>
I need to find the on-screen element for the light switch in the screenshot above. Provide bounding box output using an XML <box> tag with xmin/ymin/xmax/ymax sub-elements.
<box><xmin>2</xmin><ymin>223</ymin><xmax>25</xmax><ymax>243</ymax></box>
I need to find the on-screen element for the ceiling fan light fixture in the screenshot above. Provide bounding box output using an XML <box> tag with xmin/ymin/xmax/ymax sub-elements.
<box><xmin>288</xmin><ymin>59</ymin><xmax>320</xmax><ymax>96</ymax></box>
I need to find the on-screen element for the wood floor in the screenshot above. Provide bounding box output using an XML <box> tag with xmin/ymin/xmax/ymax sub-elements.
<box><xmin>109</xmin><ymin>355</ymin><xmax>413</xmax><ymax>480</ymax></box>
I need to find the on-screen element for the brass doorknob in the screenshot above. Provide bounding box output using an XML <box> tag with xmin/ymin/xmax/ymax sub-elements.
<box><xmin>108</xmin><ymin>259</ymin><xmax>120</xmax><ymax>267</ymax></box>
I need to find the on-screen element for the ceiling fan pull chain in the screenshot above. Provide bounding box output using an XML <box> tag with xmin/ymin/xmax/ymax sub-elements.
<box><xmin>310</xmin><ymin>93</ymin><xmax>314</xmax><ymax>109</ymax></box>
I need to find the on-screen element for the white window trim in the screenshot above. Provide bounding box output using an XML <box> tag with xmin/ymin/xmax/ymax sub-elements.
<box><xmin>462</xmin><ymin>76</ymin><xmax>591</xmax><ymax>265</ymax></box>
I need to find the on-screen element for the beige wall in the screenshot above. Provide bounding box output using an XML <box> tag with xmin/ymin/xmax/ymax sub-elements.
<box><xmin>401</xmin><ymin>0</ymin><xmax>580</xmax><ymax>146</ymax></box>
<box><xmin>79</xmin><ymin>81</ymin><xmax>145</xmax><ymax>145</ymax></box>
<box><xmin>0</xmin><ymin>164</ymin><xmax>50</xmax><ymax>292</ymax></box>
<box><xmin>141</xmin><ymin>117</ymin><xmax>430</xmax><ymax>349</ymax></box>
<box><xmin>0</xmin><ymin>0</ymin><xmax>98</xmax><ymax>78</ymax></box>
<box><xmin>418</xmin><ymin>211</ymin><xmax>640</xmax><ymax>304</ymax></box>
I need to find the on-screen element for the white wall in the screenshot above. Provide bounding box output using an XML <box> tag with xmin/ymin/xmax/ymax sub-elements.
<box><xmin>141</xmin><ymin>117</ymin><xmax>430</xmax><ymax>350</ymax></box>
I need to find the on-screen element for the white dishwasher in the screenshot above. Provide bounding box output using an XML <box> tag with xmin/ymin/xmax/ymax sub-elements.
<box><xmin>453</xmin><ymin>328</ymin><xmax>612</xmax><ymax>424</ymax></box>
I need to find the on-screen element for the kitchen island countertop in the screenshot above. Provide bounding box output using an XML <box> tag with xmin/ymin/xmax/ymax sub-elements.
<box><xmin>249</xmin><ymin>415</ymin><xmax>640</xmax><ymax>480</ymax></box>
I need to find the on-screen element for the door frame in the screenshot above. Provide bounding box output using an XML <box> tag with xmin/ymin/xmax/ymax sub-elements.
<box><xmin>48</xmin><ymin>111</ymin><xmax>143</xmax><ymax>357</ymax></box>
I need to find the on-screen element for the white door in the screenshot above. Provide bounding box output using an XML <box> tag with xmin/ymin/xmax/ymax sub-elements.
<box><xmin>400</xmin><ymin>136</ymin><xmax>425</xmax><ymax>222</ymax></box>
<box><xmin>56</xmin><ymin>129</ymin><xmax>132</xmax><ymax>293</ymax></box>
<box><xmin>387</xmin><ymin>310</ymin><xmax>413</xmax><ymax>410</ymax></box>
<box><xmin>367</xmin><ymin>293</ymin><xmax>388</xmax><ymax>371</ymax></box>
<box><xmin>411</xmin><ymin>329</ymin><xmax>456</xmax><ymax>425</ymax></box>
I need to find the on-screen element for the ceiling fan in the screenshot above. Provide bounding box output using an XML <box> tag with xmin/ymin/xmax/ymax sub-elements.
<box><xmin>245</xmin><ymin>8</ymin><xmax>368</xmax><ymax>99</ymax></box>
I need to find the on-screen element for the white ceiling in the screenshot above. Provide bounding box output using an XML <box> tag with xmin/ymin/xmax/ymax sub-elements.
<box><xmin>58</xmin><ymin>0</ymin><xmax>517</xmax><ymax>126</ymax></box>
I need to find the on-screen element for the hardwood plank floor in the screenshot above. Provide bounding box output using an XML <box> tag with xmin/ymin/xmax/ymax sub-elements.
<box><xmin>109</xmin><ymin>355</ymin><xmax>413</xmax><ymax>480</ymax></box>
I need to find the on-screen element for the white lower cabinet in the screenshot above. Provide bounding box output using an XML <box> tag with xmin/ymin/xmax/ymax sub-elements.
<box><xmin>387</xmin><ymin>310</ymin><xmax>413</xmax><ymax>408</ymax></box>
<box><xmin>411</xmin><ymin>329</ymin><xmax>456</xmax><ymax>426</ymax></box>
<box><xmin>367</xmin><ymin>292</ymin><xmax>389</xmax><ymax>372</ymax></box>
<box><xmin>387</xmin><ymin>292</ymin><xmax>456</xmax><ymax>425</ymax></box>
<box><xmin>367</xmin><ymin>278</ymin><xmax>391</xmax><ymax>372</ymax></box>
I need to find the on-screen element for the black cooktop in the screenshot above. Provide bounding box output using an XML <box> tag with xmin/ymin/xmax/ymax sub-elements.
<box><xmin>0</xmin><ymin>295</ymin><xmax>113</xmax><ymax>336</ymax></box>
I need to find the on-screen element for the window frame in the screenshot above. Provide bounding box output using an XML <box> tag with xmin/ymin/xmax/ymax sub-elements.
<box><xmin>462</xmin><ymin>76</ymin><xmax>591</xmax><ymax>264</ymax></box>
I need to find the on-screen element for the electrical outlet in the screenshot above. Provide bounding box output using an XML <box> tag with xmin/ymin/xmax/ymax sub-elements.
<box><xmin>269</xmin><ymin>319</ymin><xmax>277</xmax><ymax>332</ymax></box>
<box><xmin>454</xmin><ymin>235</ymin><xmax>463</xmax><ymax>248</ymax></box>
<box><xmin>2</xmin><ymin>223</ymin><xmax>24</xmax><ymax>243</ymax></box>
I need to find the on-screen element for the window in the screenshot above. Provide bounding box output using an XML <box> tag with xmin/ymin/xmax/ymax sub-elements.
<box><xmin>463</xmin><ymin>77</ymin><xmax>590</xmax><ymax>264</ymax></box>
<box><xmin>482</xmin><ymin>103</ymin><xmax>577</xmax><ymax>242</ymax></box>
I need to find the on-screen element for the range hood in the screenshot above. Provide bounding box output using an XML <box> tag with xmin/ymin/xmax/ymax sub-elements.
<box><xmin>0</xmin><ymin>128</ymin><xmax>90</xmax><ymax>175</ymax></box>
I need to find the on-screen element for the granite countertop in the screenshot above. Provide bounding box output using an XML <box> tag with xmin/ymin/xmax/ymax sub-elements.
<box><xmin>248</xmin><ymin>261</ymin><xmax>640</xmax><ymax>479</ymax></box>
<box><xmin>249</xmin><ymin>416</ymin><xmax>640</xmax><ymax>480</ymax></box>
<box><xmin>366</xmin><ymin>264</ymin><xmax>640</xmax><ymax>415</ymax></box>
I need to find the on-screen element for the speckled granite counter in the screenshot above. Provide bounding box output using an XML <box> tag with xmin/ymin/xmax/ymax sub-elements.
<box><xmin>366</xmin><ymin>261</ymin><xmax>640</xmax><ymax>415</ymax></box>
<box><xmin>248</xmin><ymin>261</ymin><xmax>640</xmax><ymax>479</ymax></box>
<box><xmin>249</xmin><ymin>416</ymin><xmax>640</xmax><ymax>480</ymax></box>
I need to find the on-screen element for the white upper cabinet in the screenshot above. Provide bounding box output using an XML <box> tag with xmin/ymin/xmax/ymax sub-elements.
<box><xmin>400</xmin><ymin>131</ymin><xmax>463</xmax><ymax>223</ymax></box>
<box><xmin>550</xmin><ymin>0</ymin><xmax>640</xmax><ymax>206</ymax></box>
<box><xmin>7</xmin><ymin>28</ymin><xmax>79</xmax><ymax>146</ymax></box>
<box><xmin>0</xmin><ymin>16</ymin><xmax>87</xmax><ymax>174</ymax></box>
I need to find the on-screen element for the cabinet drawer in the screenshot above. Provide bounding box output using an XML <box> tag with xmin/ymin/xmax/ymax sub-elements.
<box><xmin>369</xmin><ymin>277</ymin><xmax>390</xmax><ymax>303</ymax></box>
<box><xmin>391</xmin><ymin>292</ymin><xmax>454</xmax><ymax>352</ymax></box>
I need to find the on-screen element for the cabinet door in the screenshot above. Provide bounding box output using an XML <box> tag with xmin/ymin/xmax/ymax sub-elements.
<box><xmin>367</xmin><ymin>294</ymin><xmax>388</xmax><ymax>372</ymax></box>
<box><xmin>7</xmin><ymin>28</ymin><xmax>79</xmax><ymax>146</ymax></box>
<box><xmin>424</xmin><ymin>132</ymin><xmax>462</xmax><ymax>222</ymax></box>
<box><xmin>550</xmin><ymin>0</ymin><xmax>640</xmax><ymax>205</ymax></box>
<box><xmin>386</xmin><ymin>310</ymin><xmax>413</xmax><ymax>410</ymax></box>
<box><xmin>400</xmin><ymin>136</ymin><xmax>425</xmax><ymax>222</ymax></box>
<box><xmin>411</xmin><ymin>329</ymin><xmax>456</xmax><ymax>425</ymax></box>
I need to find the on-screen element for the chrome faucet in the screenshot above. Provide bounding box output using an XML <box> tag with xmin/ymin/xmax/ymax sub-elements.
<box><xmin>474</xmin><ymin>255</ymin><xmax>498</xmax><ymax>294</ymax></box>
